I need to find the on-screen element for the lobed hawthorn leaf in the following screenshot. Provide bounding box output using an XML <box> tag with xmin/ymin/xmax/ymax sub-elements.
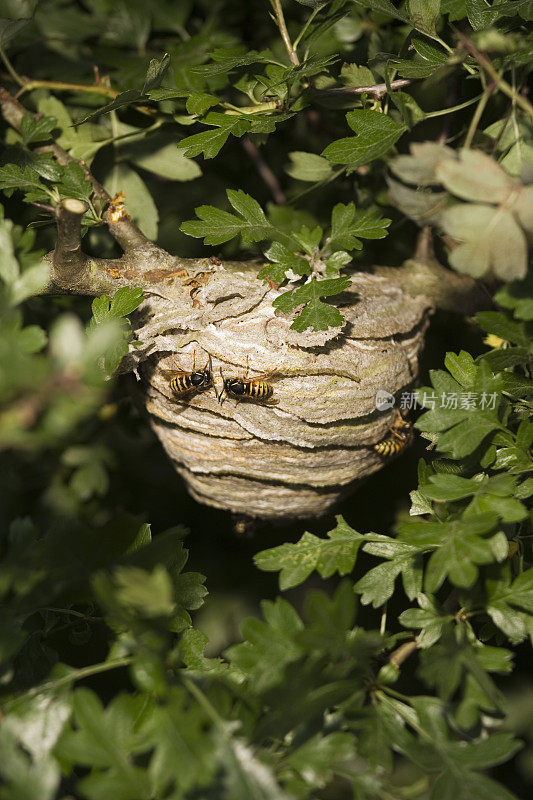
<box><xmin>476</xmin><ymin>311</ymin><xmax>527</xmax><ymax>346</ymax></box>
<box><xmin>418</xmin><ymin>626</ymin><xmax>511</xmax><ymax>713</ymax></box>
<box><xmin>258</xmin><ymin>241</ymin><xmax>309</xmax><ymax>286</ymax></box>
<box><xmin>0</xmin><ymin>163</ymin><xmax>45</xmax><ymax>196</ymax></box>
<box><xmin>185</xmin><ymin>92</ymin><xmax>219</xmax><ymax>116</ymax></box>
<box><xmin>187</xmin><ymin>48</ymin><xmax>273</xmax><ymax>77</ymax></box>
<box><xmin>494</xmin><ymin>277</ymin><xmax>533</xmax><ymax>320</ymax></box>
<box><xmin>20</xmin><ymin>114</ymin><xmax>57</xmax><ymax>144</ymax></box>
<box><xmin>436</xmin><ymin>149</ymin><xmax>517</xmax><ymax>205</ymax></box>
<box><xmin>273</xmin><ymin>275</ymin><xmax>352</xmax><ymax>332</ymax></box>
<box><xmin>322</xmin><ymin>109</ymin><xmax>406</xmax><ymax>166</ymax></box>
<box><xmin>486</xmin><ymin>571</ymin><xmax>529</xmax><ymax>644</ymax></box>
<box><xmin>181</xmin><ymin>189</ymin><xmax>298</xmax><ymax>248</ymax></box>
<box><xmin>225</xmin><ymin>597</ymin><xmax>304</xmax><ymax>691</ymax></box>
<box><xmin>76</xmin><ymin>89</ymin><xmax>145</xmax><ymax>126</ymax></box>
<box><xmin>399</xmin><ymin>593</ymin><xmax>452</xmax><ymax>648</ymax></box>
<box><xmin>177</xmin><ymin>115</ymin><xmax>251</xmax><ymax>159</ymax></box>
<box><xmin>254</xmin><ymin>516</ymin><xmax>365</xmax><ymax>590</ymax></box>
<box><xmin>355</xmin><ymin>535</ymin><xmax>423</xmax><ymax>607</ymax></box>
<box><xmin>330</xmin><ymin>202</ymin><xmax>391</xmax><ymax>249</ymax></box>
<box><xmin>441</xmin><ymin>203</ymin><xmax>527</xmax><ymax>281</ymax></box>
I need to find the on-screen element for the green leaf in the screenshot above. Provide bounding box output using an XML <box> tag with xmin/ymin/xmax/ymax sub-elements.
<box><xmin>185</xmin><ymin>93</ymin><xmax>220</xmax><ymax>116</ymax></box>
<box><xmin>330</xmin><ymin>202</ymin><xmax>391</xmax><ymax>250</ymax></box>
<box><xmin>177</xmin><ymin>113</ymin><xmax>251</xmax><ymax>159</ymax></box>
<box><xmin>286</xmin><ymin>151</ymin><xmax>334</xmax><ymax>182</ymax></box>
<box><xmin>254</xmin><ymin>516</ymin><xmax>365</xmax><ymax>589</ymax></box>
<box><xmin>0</xmin><ymin>163</ymin><xmax>45</xmax><ymax>196</ymax></box>
<box><xmin>399</xmin><ymin>594</ymin><xmax>451</xmax><ymax>648</ymax></box>
<box><xmin>441</xmin><ymin>204</ymin><xmax>527</xmax><ymax>281</ymax></box>
<box><xmin>273</xmin><ymin>276</ymin><xmax>351</xmax><ymax>331</ymax></box>
<box><xmin>408</xmin><ymin>0</ymin><xmax>441</xmax><ymax>34</ymax></box>
<box><xmin>341</xmin><ymin>63</ymin><xmax>376</xmax><ymax>87</ymax></box>
<box><xmin>350</xmin><ymin>0</ymin><xmax>411</xmax><ymax>24</ymax></box>
<box><xmin>132</xmin><ymin>142</ymin><xmax>201</xmax><ymax>182</ymax></box>
<box><xmin>322</xmin><ymin>109</ymin><xmax>406</xmax><ymax>166</ymax></box>
<box><xmin>225</xmin><ymin>598</ymin><xmax>304</xmax><ymax>691</ymax></box>
<box><xmin>355</xmin><ymin>536</ymin><xmax>423</xmax><ymax>607</ymax></box>
<box><xmin>76</xmin><ymin>89</ymin><xmax>145</xmax><ymax>126</ymax></box>
<box><xmin>57</xmin><ymin>162</ymin><xmax>92</xmax><ymax>202</ymax></box>
<box><xmin>55</xmin><ymin>690</ymin><xmax>153</xmax><ymax>800</ymax></box>
<box><xmin>181</xmin><ymin>189</ymin><xmax>297</xmax><ymax>248</ymax></box>
<box><xmin>0</xmin><ymin>16</ymin><xmax>31</xmax><ymax>48</ymax></box>
<box><xmin>20</xmin><ymin>113</ymin><xmax>57</xmax><ymax>144</ymax></box>
<box><xmin>109</xmin><ymin>287</ymin><xmax>144</xmax><ymax>317</ymax></box>
<box><xmin>259</xmin><ymin>241</ymin><xmax>309</xmax><ymax>285</ymax></box>
<box><xmin>141</xmin><ymin>53</ymin><xmax>170</xmax><ymax>93</ymax></box>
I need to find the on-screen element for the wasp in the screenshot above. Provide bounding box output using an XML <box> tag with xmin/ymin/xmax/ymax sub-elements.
<box><xmin>374</xmin><ymin>410</ymin><xmax>413</xmax><ymax>457</ymax></box>
<box><xmin>163</xmin><ymin>352</ymin><xmax>213</xmax><ymax>397</ymax></box>
<box><xmin>218</xmin><ymin>356</ymin><xmax>278</xmax><ymax>405</ymax></box>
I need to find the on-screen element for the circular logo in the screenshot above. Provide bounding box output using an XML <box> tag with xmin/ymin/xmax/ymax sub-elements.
<box><xmin>375</xmin><ymin>390</ymin><xmax>395</xmax><ymax>411</ymax></box>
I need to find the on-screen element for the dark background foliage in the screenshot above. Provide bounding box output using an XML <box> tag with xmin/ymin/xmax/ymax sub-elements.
<box><xmin>1</xmin><ymin>1</ymin><xmax>532</xmax><ymax>798</ymax></box>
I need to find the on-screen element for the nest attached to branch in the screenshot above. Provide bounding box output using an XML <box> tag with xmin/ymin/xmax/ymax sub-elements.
<box><xmin>129</xmin><ymin>259</ymin><xmax>432</xmax><ymax>518</ymax></box>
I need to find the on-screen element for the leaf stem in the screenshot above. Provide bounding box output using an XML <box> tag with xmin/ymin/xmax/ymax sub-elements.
<box><xmin>457</xmin><ymin>32</ymin><xmax>533</xmax><ymax>123</ymax></box>
<box><xmin>388</xmin><ymin>638</ymin><xmax>418</xmax><ymax>668</ymax></box>
<box><xmin>464</xmin><ymin>82</ymin><xmax>495</xmax><ymax>148</ymax></box>
<box><xmin>183</xmin><ymin>675</ymin><xmax>226</xmax><ymax>729</ymax></box>
<box><xmin>16</xmin><ymin>79</ymin><xmax>118</xmax><ymax>100</ymax></box>
<box><xmin>0</xmin><ymin>43</ymin><xmax>25</xmax><ymax>87</ymax></box>
<box><xmin>424</xmin><ymin>93</ymin><xmax>483</xmax><ymax>119</ymax></box>
<box><xmin>271</xmin><ymin>0</ymin><xmax>300</xmax><ymax>66</ymax></box>
<box><xmin>222</xmin><ymin>100</ymin><xmax>280</xmax><ymax>115</ymax></box>
<box><xmin>3</xmin><ymin>656</ymin><xmax>133</xmax><ymax>710</ymax></box>
<box><xmin>292</xmin><ymin>3</ymin><xmax>325</xmax><ymax>51</ymax></box>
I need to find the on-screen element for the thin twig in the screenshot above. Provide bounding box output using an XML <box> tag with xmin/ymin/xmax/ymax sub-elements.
<box><xmin>464</xmin><ymin>81</ymin><xmax>495</xmax><ymax>148</ymax></box>
<box><xmin>389</xmin><ymin>639</ymin><xmax>418</xmax><ymax>668</ymax></box>
<box><xmin>0</xmin><ymin>43</ymin><xmax>24</xmax><ymax>87</ymax></box>
<box><xmin>241</xmin><ymin>136</ymin><xmax>286</xmax><ymax>204</ymax></box>
<box><xmin>292</xmin><ymin>3</ymin><xmax>325</xmax><ymax>51</ymax></box>
<box><xmin>271</xmin><ymin>0</ymin><xmax>299</xmax><ymax>66</ymax></box>
<box><xmin>15</xmin><ymin>79</ymin><xmax>118</xmax><ymax>100</ymax></box>
<box><xmin>312</xmin><ymin>78</ymin><xmax>413</xmax><ymax>101</ymax></box>
<box><xmin>457</xmin><ymin>32</ymin><xmax>533</xmax><ymax>123</ymax></box>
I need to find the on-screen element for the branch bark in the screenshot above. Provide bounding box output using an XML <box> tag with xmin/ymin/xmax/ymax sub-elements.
<box><xmin>0</xmin><ymin>87</ymin><xmax>155</xmax><ymax>255</ymax></box>
<box><xmin>54</xmin><ymin>198</ymin><xmax>89</xmax><ymax>287</ymax></box>
<box><xmin>312</xmin><ymin>79</ymin><xmax>414</xmax><ymax>101</ymax></box>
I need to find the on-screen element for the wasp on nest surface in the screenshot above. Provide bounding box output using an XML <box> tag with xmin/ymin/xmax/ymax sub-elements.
<box><xmin>218</xmin><ymin>355</ymin><xmax>279</xmax><ymax>405</ymax></box>
<box><xmin>374</xmin><ymin>409</ymin><xmax>413</xmax><ymax>457</ymax></box>
<box><xmin>162</xmin><ymin>351</ymin><xmax>214</xmax><ymax>398</ymax></box>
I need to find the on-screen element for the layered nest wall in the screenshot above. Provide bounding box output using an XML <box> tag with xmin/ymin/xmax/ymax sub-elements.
<box><xmin>132</xmin><ymin>260</ymin><xmax>433</xmax><ymax>519</ymax></box>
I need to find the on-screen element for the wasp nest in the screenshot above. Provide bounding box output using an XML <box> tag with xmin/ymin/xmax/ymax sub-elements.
<box><xmin>0</xmin><ymin>87</ymin><xmax>486</xmax><ymax>521</ymax></box>
<box><xmin>128</xmin><ymin>257</ymin><xmax>437</xmax><ymax>520</ymax></box>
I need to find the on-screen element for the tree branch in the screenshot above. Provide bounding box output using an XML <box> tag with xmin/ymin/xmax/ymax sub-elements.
<box><xmin>456</xmin><ymin>32</ymin><xmax>533</xmax><ymax>123</ymax></box>
<box><xmin>312</xmin><ymin>79</ymin><xmax>414</xmax><ymax>101</ymax></box>
<box><xmin>54</xmin><ymin>198</ymin><xmax>89</xmax><ymax>286</ymax></box>
<box><xmin>0</xmin><ymin>86</ymin><xmax>155</xmax><ymax>254</ymax></box>
<box><xmin>271</xmin><ymin>0</ymin><xmax>299</xmax><ymax>66</ymax></box>
<box><xmin>389</xmin><ymin>639</ymin><xmax>418</xmax><ymax>668</ymax></box>
<box><xmin>241</xmin><ymin>136</ymin><xmax>286</xmax><ymax>204</ymax></box>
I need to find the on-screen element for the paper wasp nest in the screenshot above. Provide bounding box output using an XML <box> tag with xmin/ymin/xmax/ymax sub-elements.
<box><xmin>131</xmin><ymin>259</ymin><xmax>434</xmax><ymax>520</ymax></box>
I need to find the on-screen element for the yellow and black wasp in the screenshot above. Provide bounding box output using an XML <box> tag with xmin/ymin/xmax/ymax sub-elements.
<box><xmin>374</xmin><ymin>409</ymin><xmax>413</xmax><ymax>457</ymax></box>
<box><xmin>163</xmin><ymin>351</ymin><xmax>213</xmax><ymax>398</ymax></box>
<box><xmin>218</xmin><ymin>356</ymin><xmax>278</xmax><ymax>405</ymax></box>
